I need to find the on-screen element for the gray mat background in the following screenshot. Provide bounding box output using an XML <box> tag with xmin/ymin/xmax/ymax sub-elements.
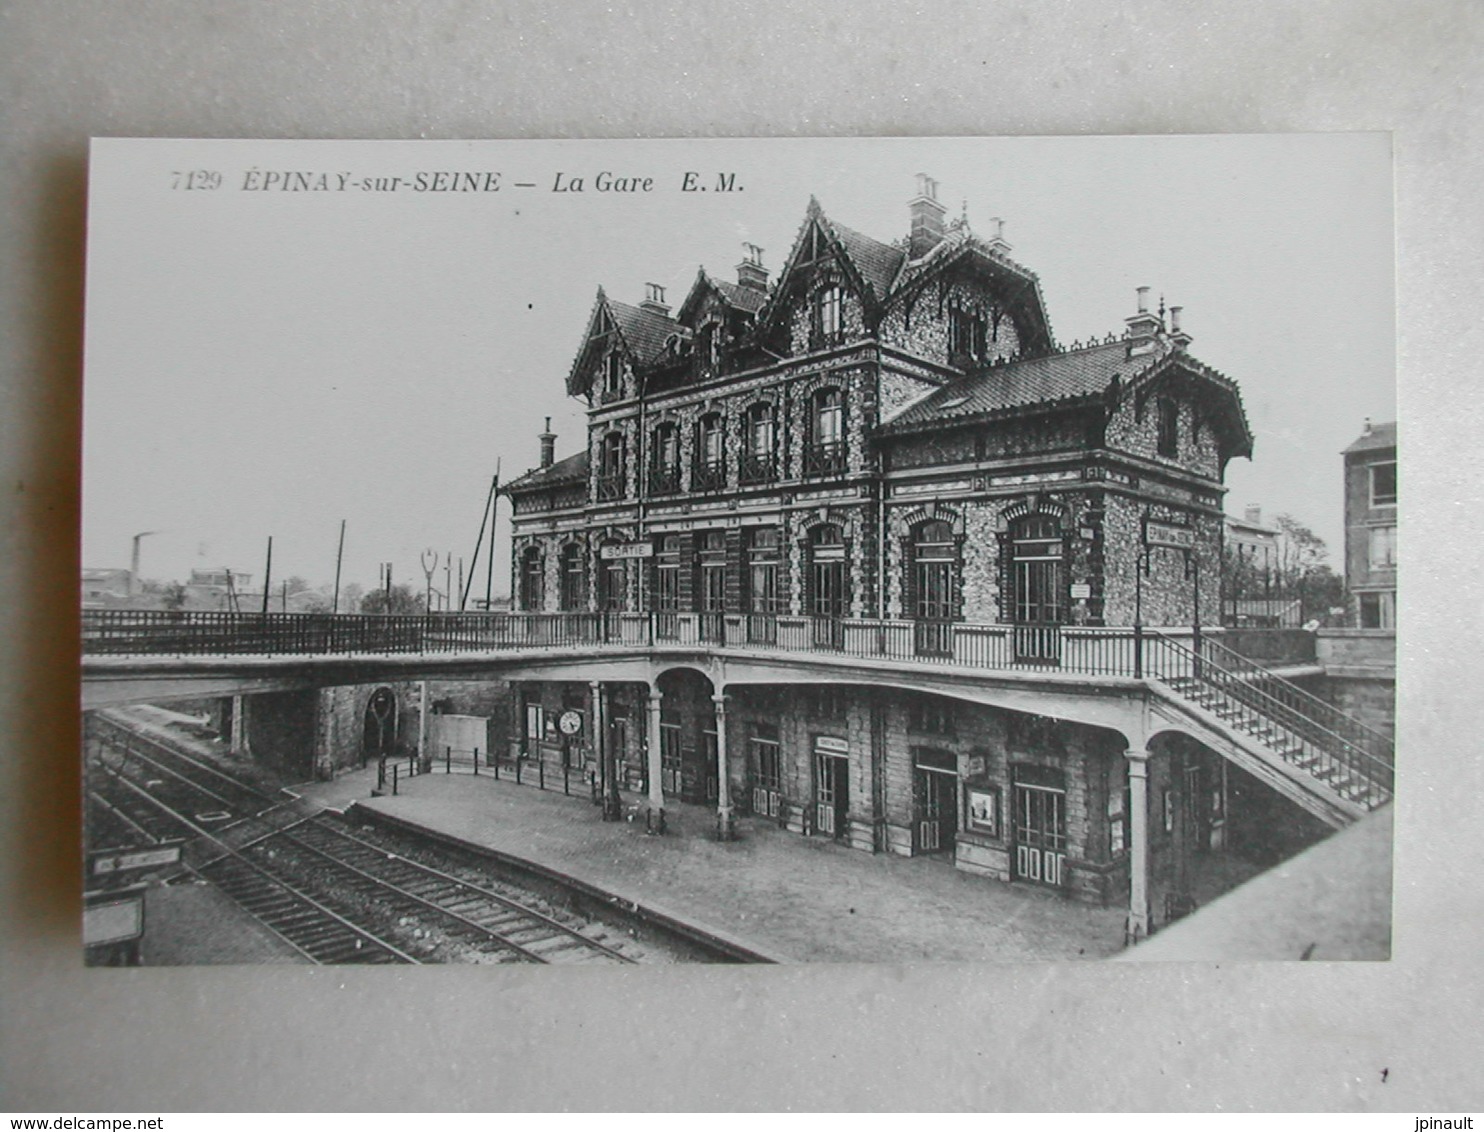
<box><xmin>2</xmin><ymin>0</ymin><xmax>1478</xmax><ymax>1112</ymax></box>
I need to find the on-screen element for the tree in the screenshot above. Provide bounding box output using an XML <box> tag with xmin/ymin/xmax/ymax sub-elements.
<box><xmin>1272</xmin><ymin>514</ymin><xmax>1342</xmax><ymax>624</ymax></box>
<box><xmin>339</xmin><ymin>582</ymin><xmax>364</xmax><ymax>613</ymax></box>
<box><xmin>163</xmin><ymin>581</ymin><xmax>187</xmax><ymax>611</ymax></box>
<box><xmin>360</xmin><ymin>584</ymin><xmax>422</xmax><ymax>615</ymax></box>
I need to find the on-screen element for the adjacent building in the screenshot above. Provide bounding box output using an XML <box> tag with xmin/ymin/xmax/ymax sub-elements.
<box><xmin>1343</xmin><ymin>420</ymin><xmax>1397</xmax><ymax>629</ymax></box>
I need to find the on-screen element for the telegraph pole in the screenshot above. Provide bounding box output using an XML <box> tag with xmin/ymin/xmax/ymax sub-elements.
<box><xmin>331</xmin><ymin>519</ymin><xmax>346</xmax><ymax>614</ymax></box>
<box><xmin>260</xmin><ymin>536</ymin><xmax>273</xmax><ymax>615</ymax></box>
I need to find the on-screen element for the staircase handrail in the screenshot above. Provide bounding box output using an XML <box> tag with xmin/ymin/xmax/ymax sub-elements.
<box><xmin>1196</xmin><ymin>632</ymin><xmax>1395</xmax><ymax>751</ymax></box>
<box><xmin>1146</xmin><ymin>632</ymin><xmax>1394</xmax><ymax>793</ymax></box>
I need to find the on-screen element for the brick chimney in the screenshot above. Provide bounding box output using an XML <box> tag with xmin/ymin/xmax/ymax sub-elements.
<box><xmin>737</xmin><ymin>243</ymin><xmax>768</xmax><ymax>293</ymax></box>
<box><xmin>640</xmin><ymin>282</ymin><xmax>670</xmax><ymax>317</ymax></box>
<box><xmin>1125</xmin><ymin>286</ymin><xmax>1162</xmax><ymax>357</ymax></box>
<box><xmin>987</xmin><ymin>216</ymin><xmax>1011</xmax><ymax>254</ymax></box>
<box><xmin>909</xmin><ymin>173</ymin><xmax>946</xmax><ymax>258</ymax></box>
<box><xmin>1244</xmin><ymin>504</ymin><xmax>1262</xmax><ymax>525</ymax></box>
<box><xmin>539</xmin><ymin>417</ymin><xmax>556</xmax><ymax>469</ymax></box>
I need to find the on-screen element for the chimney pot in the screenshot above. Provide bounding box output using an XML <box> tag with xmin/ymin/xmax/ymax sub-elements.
<box><xmin>640</xmin><ymin>283</ymin><xmax>670</xmax><ymax>316</ymax></box>
<box><xmin>1136</xmin><ymin>286</ymin><xmax>1151</xmax><ymax>314</ymax></box>
<box><xmin>737</xmin><ymin>244</ymin><xmax>769</xmax><ymax>292</ymax></box>
<box><xmin>1169</xmin><ymin>305</ymin><xmax>1183</xmax><ymax>332</ymax></box>
<box><xmin>539</xmin><ymin>419</ymin><xmax>556</xmax><ymax>468</ymax></box>
<box><xmin>1362</xmin><ymin>416</ymin><xmax>1372</xmax><ymax>435</ymax></box>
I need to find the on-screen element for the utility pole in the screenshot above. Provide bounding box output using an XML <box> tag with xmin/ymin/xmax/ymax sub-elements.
<box><xmin>331</xmin><ymin>519</ymin><xmax>346</xmax><ymax>614</ymax></box>
<box><xmin>261</xmin><ymin>536</ymin><xmax>273</xmax><ymax>615</ymax></box>
<box><xmin>486</xmin><ymin>461</ymin><xmax>500</xmax><ymax>611</ymax></box>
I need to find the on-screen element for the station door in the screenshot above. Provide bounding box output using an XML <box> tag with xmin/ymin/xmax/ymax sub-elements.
<box><xmin>814</xmin><ymin>753</ymin><xmax>849</xmax><ymax>839</ymax></box>
<box><xmin>1012</xmin><ymin>782</ymin><xmax>1067</xmax><ymax>887</ymax></box>
<box><xmin>913</xmin><ymin>767</ymin><xmax>957</xmax><ymax>854</ymax></box>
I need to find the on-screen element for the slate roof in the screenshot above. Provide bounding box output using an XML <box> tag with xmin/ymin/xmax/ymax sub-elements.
<box><xmin>1342</xmin><ymin>420</ymin><xmax>1396</xmax><ymax>455</ymax></box>
<box><xmin>883</xmin><ymin>339</ymin><xmax>1138</xmax><ymax>431</ymax></box>
<box><xmin>710</xmin><ymin>276</ymin><xmax>767</xmax><ymax>313</ymax></box>
<box><xmin>828</xmin><ymin>219</ymin><xmax>907</xmax><ymax>301</ymax></box>
<box><xmin>609</xmin><ymin>300</ymin><xmax>685</xmax><ymax>363</ymax></box>
<box><xmin>504</xmin><ymin>449</ymin><xmax>589</xmax><ymax>493</ymax></box>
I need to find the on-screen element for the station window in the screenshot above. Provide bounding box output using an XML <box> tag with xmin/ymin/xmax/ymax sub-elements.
<box><xmin>817</xmin><ymin>286</ymin><xmax>843</xmax><ymax>344</ymax></box>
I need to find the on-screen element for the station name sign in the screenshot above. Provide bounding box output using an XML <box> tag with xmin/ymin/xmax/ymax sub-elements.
<box><xmin>1143</xmin><ymin>520</ymin><xmax>1195</xmax><ymax>550</ymax></box>
<box><xmin>599</xmin><ymin>541</ymin><xmax>655</xmax><ymax>560</ymax></box>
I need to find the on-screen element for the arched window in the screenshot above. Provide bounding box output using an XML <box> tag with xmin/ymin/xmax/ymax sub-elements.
<box><xmin>806</xmin><ymin>387</ymin><xmax>846</xmax><ymax>476</ymax></box>
<box><xmin>649</xmin><ymin>422</ymin><xmax>680</xmax><ymax>494</ymax></box>
<box><xmin>807</xmin><ymin>523</ymin><xmax>847</xmax><ymax>648</ymax></box>
<box><xmin>693</xmin><ymin>413</ymin><xmax>725</xmax><ymax>491</ymax></box>
<box><xmin>519</xmin><ymin>545</ymin><xmax>545</xmax><ymax>611</ymax></box>
<box><xmin>1010</xmin><ymin>514</ymin><xmax>1065</xmax><ymax>663</ymax></box>
<box><xmin>909</xmin><ymin>519</ymin><xmax>957</xmax><ymax>656</ymax></box>
<box><xmin>597</xmin><ymin>432</ymin><xmax>626</xmax><ymax>500</ymax></box>
<box><xmin>558</xmin><ymin>542</ymin><xmax>586</xmax><ymax>611</ymax></box>
<box><xmin>740</xmin><ymin>402</ymin><xmax>777</xmax><ymax>483</ymax></box>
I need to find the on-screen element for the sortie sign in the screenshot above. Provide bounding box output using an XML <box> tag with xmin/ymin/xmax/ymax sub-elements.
<box><xmin>599</xmin><ymin>541</ymin><xmax>654</xmax><ymax>560</ymax></box>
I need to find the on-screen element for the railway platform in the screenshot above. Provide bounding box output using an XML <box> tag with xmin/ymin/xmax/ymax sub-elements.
<box><xmin>293</xmin><ymin>765</ymin><xmax>1127</xmax><ymax>964</ymax></box>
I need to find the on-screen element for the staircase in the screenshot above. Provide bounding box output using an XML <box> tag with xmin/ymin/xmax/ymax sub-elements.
<box><xmin>1145</xmin><ymin>632</ymin><xmax>1394</xmax><ymax>827</ymax></box>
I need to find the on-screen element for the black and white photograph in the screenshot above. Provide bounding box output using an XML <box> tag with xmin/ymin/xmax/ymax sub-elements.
<box><xmin>79</xmin><ymin>135</ymin><xmax>1395</xmax><ymax>968</ymax></box>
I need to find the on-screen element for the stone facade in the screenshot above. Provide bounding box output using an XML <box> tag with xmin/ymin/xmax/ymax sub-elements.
<box><xmin>498</xmin><ymin>179</ymin><xmax>1260</xmax><ymax>909</ymax></box>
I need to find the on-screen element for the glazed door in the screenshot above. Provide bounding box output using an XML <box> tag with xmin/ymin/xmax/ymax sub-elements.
<box><xmin>913</xmin><ymin>768</ymin><xmax>956</xmax><ymax>854</ymax></box>
<box><xmin>1011</xmin><ymin>517</ymin><xmax>1064</xmax><ymax>664</ymax></box>
<box><xmin>660</xmin><ymin>721</ymin><xmax>683</xmax><ymax>795</ymax></box>
<box><xmin>814</xmin><ymin>754</ymin><xmax>848</xmax><ymax>839</ymax></box>
<box><xmin>1013</xmin><ymin>783</ymin><xmax>1067</xmax><ymax>887</ymax></box>
<box><xmin>809</xmin><ymin>527</ymin><xmax>846</xmax><ymax>649</ymax></box>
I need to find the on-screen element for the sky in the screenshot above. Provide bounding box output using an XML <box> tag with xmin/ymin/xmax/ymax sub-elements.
<box><xmin>82</xmin><ymin>136</ymin><xmax>1395</xmax><ymax>600</ymax></box>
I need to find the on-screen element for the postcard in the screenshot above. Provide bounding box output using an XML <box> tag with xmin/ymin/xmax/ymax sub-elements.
<box><xmin>80</xmin><ymin>136</ymin><xmax>1395</xmax><ymax>966</ymax></box>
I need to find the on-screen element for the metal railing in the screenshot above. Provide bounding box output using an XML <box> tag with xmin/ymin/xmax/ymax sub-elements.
<box><xmin>83</xmin><ymin>609</ymin><xmax>1197</xmax><ymax>679</ymax></box>
<box><xmin>1142</xmin><ymin>631</ymin><xmax>1394</xmax><ymax>807</ymax></box>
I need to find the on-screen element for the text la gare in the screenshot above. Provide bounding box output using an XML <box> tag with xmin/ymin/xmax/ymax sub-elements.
<box><xmin>552</xmin><ymin>171</ymin><xmax>741</xmax><ymax>193</ymax></box>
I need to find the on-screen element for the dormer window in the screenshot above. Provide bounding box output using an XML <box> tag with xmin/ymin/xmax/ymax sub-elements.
<box><xmin>949</xmin><ymin>308</ymin><xmax>988</xmax><ymax>364</ymax></box>
<box><xmin>1157</xmin><ymin>397</ymin><xmax>1179</xmax><ymax>459</ymax></box>
<box><xmin>817</xmin><ymin>286</ymin><xmax>843</xmax><ymax>345</ymax></box>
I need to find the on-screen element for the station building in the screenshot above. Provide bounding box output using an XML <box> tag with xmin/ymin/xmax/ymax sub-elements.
<box><xmin>497</xmin><ymin>176</ymin><xmax>1364</xmax><ymax>930</ymax></box>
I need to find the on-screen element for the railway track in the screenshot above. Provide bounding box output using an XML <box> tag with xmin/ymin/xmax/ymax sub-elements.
<box><xmin>85</xmin><ymin>710</ymin><xmax>641</xmax><ymax>965</ymax></box>
<box><xmin>240</xmin><ymin>818</ymin><xmax>636</xmax><ymax>964</ymax></box>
